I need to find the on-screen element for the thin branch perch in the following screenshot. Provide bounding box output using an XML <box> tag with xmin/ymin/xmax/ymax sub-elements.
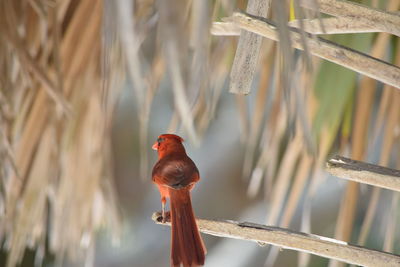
<box><xmin>152</xmin><ymin>212</ymin><xmax>400</xmax><ymax>267</ymax></box>
<box><xmin>326</xmin><ymin>156</ymin><xmax>400</xmax><ymax>192</ymax></box>
<box><xmin>219</xmin><ymin>12</ymin><xmax>400</xmax><ymax>90</ymax></box>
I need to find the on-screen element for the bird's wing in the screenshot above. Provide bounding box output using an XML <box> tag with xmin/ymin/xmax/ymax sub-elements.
<box><xmin>152</xmin><ymin>157</ymin><xmax>199</xmax><ymax>189</ymax></box>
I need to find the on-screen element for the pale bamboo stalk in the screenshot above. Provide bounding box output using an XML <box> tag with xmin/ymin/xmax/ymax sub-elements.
<box><xmin>152</xmin><ymin>213</ymin><xmax>400</xmax><ymax>267</ymax></box>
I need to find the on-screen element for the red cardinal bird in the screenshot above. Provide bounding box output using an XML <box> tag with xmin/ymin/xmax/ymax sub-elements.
<box><xmin>152</xmin><ymin>134</ymin><xmax>206</xmax><ymax>267</ymax></box>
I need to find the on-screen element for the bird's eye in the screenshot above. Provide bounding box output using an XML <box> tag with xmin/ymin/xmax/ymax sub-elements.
<box><xmin>157</xmin><ymin>137</ymin><xmax>165</xmax><ymax>143</ymax></box>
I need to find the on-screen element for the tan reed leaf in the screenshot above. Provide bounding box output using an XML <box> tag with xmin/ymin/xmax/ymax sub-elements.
<box><xmin>5</xmin><ymin>89</ymin><xmax>49</xmax><ymax>220</ymax></box>
<box><xmin>267</xmin><ymin>132</ymin><xmax>303</xmax><ymax>225</ymax></box>
<box><xmin>6</xmin><ymin>126</ymin><xmax>55</xmax><ymax>267</ymax></box>
<box><xmin>281</xmin><ymin>153</ymin><xmax>313</xmax><ymax>228</ymax></box>
<box><xmin>384</xmin><ymin>193</ymin><xmax>399</xmax><ymax>253</ymax></box>
<box><xmin>372</xmin><ymin>87</ymin><xmax>391</xmax><ymax>145</ymax></box>
<box><xmin>243</xmin><ymin>43</ymin><xmax>274</xmax><ymax>180</ymax></box>
<box><xmin>52</xmin><ymin>83</ymin><xmax>103</xmax><ymax>260</ymax></box>
<box><xmin>1</xmin><ymin>0</ymin><xmax>121</xmax><ymax>266</ymax></box>
<box><xmin>358</xmin><ymin>186</ymin><xmax>380</xmax><ymax>246</ymax></box>
<box><xmin>255</xmin><ymin>58</ymin><xmax>285</xmax><ymax>198</ymax></box>
<box><xmin>1</xmin><ymin>0</ymin><xmax>70</xmax><ymax>113</ymax></box>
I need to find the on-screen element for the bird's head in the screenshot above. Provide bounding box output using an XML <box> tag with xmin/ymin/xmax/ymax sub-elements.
<box><xmin>152</xmin><ymin>134</ymin><xmax>185</xmax><ymax>157</ymax></box>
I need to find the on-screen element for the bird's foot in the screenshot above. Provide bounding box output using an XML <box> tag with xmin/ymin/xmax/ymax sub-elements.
<box><xmin>162</xmin><ymin>211</ymin><xmax>171</xmax><ymax>223</ymax></box>
<box><xmin>153</xmin><ymin>211</ymin><xmax>171</xmax><ymax>223</ymax></box>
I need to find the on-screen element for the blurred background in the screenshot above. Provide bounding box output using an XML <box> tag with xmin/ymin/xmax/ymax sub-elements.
<box><xmin>0</xmin><ymin>0</ymin><xmax>399</xmax><ymax>266</ymax></box>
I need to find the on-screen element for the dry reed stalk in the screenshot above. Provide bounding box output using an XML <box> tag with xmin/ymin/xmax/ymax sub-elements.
<box><xmin>299</xmin><ymin>0</ymin><xmax>400</xmax><ymax>37</ymax></box>
<box><xmin>229</xmin><ymin>0</ymin><xmax>270</xmax><ymax>95</ymax></box>
<box><xmin>326</xmin><ymin>156</ymin><xmax>400</xmax><ymax>192</ymax></box>
<box><xmin>288</xmin><ymin>17</ymin><xmax>386</xmax><ymax>34</ymax></box>
<box><xmin>218</xmin><ymin>12</ymin><xmax>400</xmax><ymax>90</ymax></box>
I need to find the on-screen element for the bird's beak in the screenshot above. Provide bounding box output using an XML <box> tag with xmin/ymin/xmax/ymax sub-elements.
<box><xmin>152</xmin><ymin>142</ymin><xmax>158</xmax><ymax>150</ymax></box>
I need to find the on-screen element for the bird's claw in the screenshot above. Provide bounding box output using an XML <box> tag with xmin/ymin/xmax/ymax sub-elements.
<box><xmin>161</xmin><ymin>211</ymin><xmax>171</xmax><ymax>223</ymax></box>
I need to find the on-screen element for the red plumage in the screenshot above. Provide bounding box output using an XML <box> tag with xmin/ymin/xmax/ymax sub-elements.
<box><xmin>152</xmin><ymin>134</ymin><xmax>206</xmax><ymax>267</ymax></box>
